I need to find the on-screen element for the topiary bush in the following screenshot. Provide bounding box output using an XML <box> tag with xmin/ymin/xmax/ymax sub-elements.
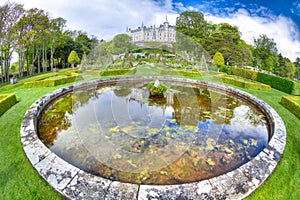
<box><xmin>281</xmin><ymin>96</ymin><xmax>300</xmax><ymax>119</ymax></box>
<box><xmin>0</xmin><ymin>94</ymin><xmax>17</xmax><ymax>116</ymax></box>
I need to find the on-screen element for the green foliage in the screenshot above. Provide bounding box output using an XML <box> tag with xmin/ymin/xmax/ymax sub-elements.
<box><xmin>222</xmin><ymin>75</ymin><xmax>270</xmax><ymax>90</ymax></box>
<box><xmin>24</xmin><ymin>74</ymin><xmax>82</xmax><ymax>88</ymax></box>
<box><xmin>68</xmin><ymin>50</ymin><xmax>81</xmax><ymax>67</ymax></box>
<box><xmin>157</xmin><ymin>67</ymin><xmax>201</xmax><ymax>78</ymax></box>
<box><xmin>212</xmin><ymin>52</ymin><xmax>225</xmax><ymax>68</ymax></box>
<box><xmin>147</xmin><ymin>81</ymin><xmax>168</xmax><ymax>97</ymax></box>
<box><xmin>111</xmin><ymin>34</ymin><xmax>135</xmax><ymax>54</ymax></box>
<box><xmin>281</xmin><ymin>96</ymin><xmax>300</xmax><ymax>119</ymax></box>
<box><xmin>257</xmin><ymin>72</ymin><xmax>299</xmax><ymax>94</ymax></box>
<box><xmin>225</xmin><ymin>67</ymin><xmax>258</xmax><ymax>81</ymax></box>
<box><xmin>100</xmin><ymin>67</ymin><xmax>136</xmax><ymax>76</ymax></box>
<box><xmin>273</xmin><ymin>54</ymin><xmax>296</xmax><ymax>78</ymax></box>
<box><xmin>176</xmin><ymin>11</ymin><xmax>211</xmax><ymax>40</ymax></box>
<box><xmin>0</xmin><ymin>94</ymin><xmax>17</xmax><ymax>116</ymax></box>
<box><xmin>253</xmin><ymin>34</ymin><xmax>278</xmax><ymax>71</ymax></box>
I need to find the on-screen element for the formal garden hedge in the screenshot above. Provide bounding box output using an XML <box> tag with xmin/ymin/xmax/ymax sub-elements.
<box><xmin>221</xmin><ymin>66</ymin><xmax>300</xmax><ymax>95</ymax></box>
<box><xmin>281</xmin><ymin>96</ymin><xmax>300</xmax><ymax>119</ymax></box>
<box><xmin>256</xmin><ymin>72</ymin><xmax>300</xmax><ymax>95</ymax></box>
<box><xmin>157</xmin><ymin>67</ymin><xmax>201</xmax><ymax>77</ymax></box>
<box><xmin>221</xmin><ymin>75</ymin><xmax>271</xmax><ymax>90</ymax></box>
<box><xmin>0</xmin><ymin>94</ymin><xmax>17</xmax><ymax>116</ymax></box>
<box><xmin>221</xmin><ymin>66</ymin><xmax>258</xmax><ymax>81</ymax></box>
<box><xmin>101</xmin><ymin>67</ymin><xmax>136</xmax><ymax>76</ymax></box>
<box><xmin>24</xmin><ymin>74</ymin><xmax>83</xmax><ymax>88</ymax></box>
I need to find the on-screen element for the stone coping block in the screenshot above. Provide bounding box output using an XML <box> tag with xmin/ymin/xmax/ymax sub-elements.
<box><xmin>21</xmin><ymin>76</ymin><xmax>286</xmax><ymax>200</ymax></box>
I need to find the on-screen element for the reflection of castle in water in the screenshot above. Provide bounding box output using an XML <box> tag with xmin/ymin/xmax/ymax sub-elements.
<box><xmin>126</xmin><ymin>85</ymin><xmax>241</xmax><ymax>127</ymax></box>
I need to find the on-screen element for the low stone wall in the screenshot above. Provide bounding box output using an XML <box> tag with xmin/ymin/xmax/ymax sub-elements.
<box><xmin>21</xmin><ymin>76</ymin><xmax>286</xmax><ymax>200</ymax></box>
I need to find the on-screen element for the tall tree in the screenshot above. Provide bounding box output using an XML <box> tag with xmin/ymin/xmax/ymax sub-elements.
<box><xmin>0</xmin><ymin>2</ymin><xmax>24</xmax><ymax>82</ymax></box>
<box><xmin>48</xmin><ymin>17</ymin><xmax>66</xmax><ymax>71</ymax></box>
<box><xmin>111</xmin><ymin>34</ymin><xmax>134</xmax><ymax>54</ymax></box>
<box><xmin>295</xmin><ymin>57</ymin><xmax>300</xmax><ymax>80</ymax></box>
<box><xmin>253</xmin><ymin>34</ymin><xmax>278</xmax><ymax>71</ymax></box>
<box><xmin>176</xmin><ymin>11</ymin><xmax>212</xmax><ymax>43</ymax></box>
<box><xmin>20</xmin><ymin>8</ymin><xmax>50</xmax><ymax>75</ymax></box>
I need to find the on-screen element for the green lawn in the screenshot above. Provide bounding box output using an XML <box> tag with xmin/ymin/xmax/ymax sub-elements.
<box><xmin>0</xmin><ymin>68</ymin><xmax>299</xmax><ymax>199</ymax></box>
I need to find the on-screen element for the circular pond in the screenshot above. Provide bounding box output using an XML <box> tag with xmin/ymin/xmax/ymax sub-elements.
<box><xmin>38</xmin><ymin>79</ymin><xmax>269</xmax><ymax>185</ymax></box>
<box><xmin>21</xmin><ymin>76</ymin><xmax>286</xmax><ymax>199</ymax></box>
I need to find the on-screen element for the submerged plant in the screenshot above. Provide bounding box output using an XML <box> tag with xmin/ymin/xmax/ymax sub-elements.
<box><xmin>147</xmin><ymin>80</ymin><xmax>168</xmax><ymax>97</ymax></box>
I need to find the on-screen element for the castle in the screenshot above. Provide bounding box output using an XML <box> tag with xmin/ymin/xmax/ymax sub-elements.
<box><xmin>127</xmin><ymin>17</ymin><xmax>176</xmax><ymax>45</ymax></box>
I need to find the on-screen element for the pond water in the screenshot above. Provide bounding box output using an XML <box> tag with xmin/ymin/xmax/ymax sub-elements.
<box><xmin>38</xmin><ymin>80</ymin><xmax>269</xmax><ymax>185</ymax></box>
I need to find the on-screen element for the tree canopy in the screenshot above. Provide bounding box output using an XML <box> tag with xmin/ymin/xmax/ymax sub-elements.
<box><xmin>176</xmin><ymin>11</ymin><xmax>298</xmax><ymax>79</ymax></box>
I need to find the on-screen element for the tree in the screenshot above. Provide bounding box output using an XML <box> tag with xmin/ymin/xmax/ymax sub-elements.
<box><xmin>253</xmin><ymin>34</ymin><xmax>278</xmax><ymax>71</ymax></box>
<box><xmin>176</xmin><ymin>11</ymin><xmax>212</xmax><ymax>43</ymax></box>
<box><xmin>213</xmin><ymin>52</ymin><xmax>225</xmax><ymax>70</ymax></box>
<box><xmin>111</xmin><ymin>34</ymin><xmax>134</xmax><ymax>54</ymax></box>
<box><xmin>19</xmin><ymin>8</ymin><xmax>50</xmax><ymax>75</ymax></box>
<box><xmin>295</xmin><ymin>57</ymin><xmax>300</xmax><ymax>80</ymax></box>
<box><xmin>48</xmin><ymin>17</ymin><xmax>66</xmax><ymax>71</ymax></box>
<box><xmin>0</xmin><ymin>2</ymin><xmax>24</xmax><ymax>82</ymax></box>
<box><xmin>68</xmin><ymin>50</ymin><xmax>80</xmax><ymax>68</ymax></box>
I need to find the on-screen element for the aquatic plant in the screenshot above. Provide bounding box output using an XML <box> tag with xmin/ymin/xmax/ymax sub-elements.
<box><xmin>147</xmin><ymin>80</ymin><xmax>168</xmax><ymax>97</ymax></box>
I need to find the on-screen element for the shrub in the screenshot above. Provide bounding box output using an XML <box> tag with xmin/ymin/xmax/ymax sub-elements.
<box><xmin>157</xmin><ymin>67</ymin><xmax>201</xmax><ymax>77</ymax></box>
<box><xmin>256</xmin><ymin>72</ymin><xmax>298</xmax><ymax>94</ymax></box>
<box><xmin>0</xmin><ymin>94</ymin><xmax>17</xmax><ymax>116</ymax></box>
<box><xmin>281</xmin><ymin>96</ymin><xmax>300</xmax><ymax>119</ymax></box>
<box><xmin>24</xmin><ymin>74</ymin><xmax>82</xmax><ymax>88</ymax></box>
<box><xmin>231</xmin><ymin>68</ymin><xmax>258</xmax><ymax>81</ymax></box>
<box><xmin>101</xmin><ymin>67</ymin><xmax>136</xmax><ymax>76</ymax></box>
<box><xmin>222</xmin><ymin>76</ymin><xmax>270</xmax><ymax>91</ymax></box>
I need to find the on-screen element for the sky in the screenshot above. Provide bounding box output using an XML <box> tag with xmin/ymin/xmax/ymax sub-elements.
<box><xmin>5</xmin><ymin>0</ymin><xmax>300</xmax><ymax>61</ymax></box>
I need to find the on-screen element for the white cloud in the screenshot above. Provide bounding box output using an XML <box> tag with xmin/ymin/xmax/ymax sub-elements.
<box><xmin>12</xmin><ymin>0</ymin><xmax>178</xmax><ymax>40</ymax></box>
<box><xmin>8</xmin><ymin>0</ymin><xmax>300</xmax><ymax>61</ymax></box>
<box><xmin>205</xmin><ymin>9</ymin><xmax>300</xmax><ymax>61</ymax></box>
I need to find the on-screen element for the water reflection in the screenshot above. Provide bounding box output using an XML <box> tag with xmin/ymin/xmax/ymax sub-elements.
<box><xmin>38</xmin><ymin>81</ymin><xmax>269</xmax><ymax>185</ymax></box>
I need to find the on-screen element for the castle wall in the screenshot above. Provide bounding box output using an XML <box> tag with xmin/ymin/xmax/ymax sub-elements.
<box><xmin>128</xmin><ymin>21</ymin><xmax>176</xmax><ymax>44</ymax></box>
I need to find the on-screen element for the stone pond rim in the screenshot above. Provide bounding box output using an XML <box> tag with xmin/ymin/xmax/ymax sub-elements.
<box><xmin>20</xmin><ymin>76</ymin><xmax>286</xmax><ymax>200</ymax></box>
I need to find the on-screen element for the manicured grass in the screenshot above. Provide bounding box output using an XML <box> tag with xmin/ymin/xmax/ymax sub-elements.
<box><xmin>0</xmin><ymin>67</ymin><xmax>299</xmax><ymax>199</ymax></box>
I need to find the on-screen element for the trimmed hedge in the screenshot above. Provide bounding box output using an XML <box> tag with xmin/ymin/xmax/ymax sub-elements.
<box><xmin>24</xmin><ymin>74</ymin><xmax>83</xmax><ymax>88</ymax></box>
<box><xmin>222</xmin><ymin>76</ymin><xmax>271</xmax><ymax>91</ymax></box>
<box><xmin>157</xmin><ymin>67</ymin><xmax>201</xmax><ymax>77</ymax></box>
<box><xmin>0</xmin><ymin>94</ymin><xmax>17</xmax><ymax>116</ymax></box>
<box><xmin>230</xmin><ymin>67</ymin><xmax>258</xmax><ymax>81</ymax></box>
<box><xmin>257</xmin><ymin>72</ymin><xmax>300</xmax><ymax>95</ymax></box>
<box><xmin>281</xmin><ymin>96</ymin><xmax>300</xmax><ymax>119</ymax></box>
<box><xmin>100</xmin><ymin>67</ymin><xmax>136</xmax><ymax>76</ymax></box>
